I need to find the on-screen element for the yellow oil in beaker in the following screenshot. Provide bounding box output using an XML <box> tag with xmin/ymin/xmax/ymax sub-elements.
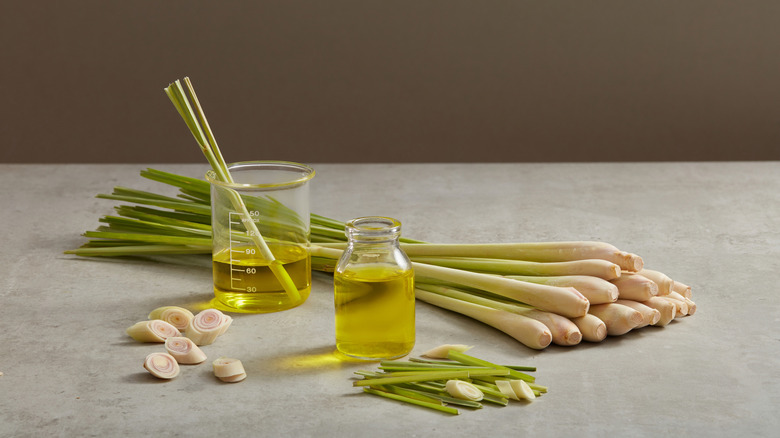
<box><xmin>212</xmin><ymin>242</ymin><xmax>310</xmax><ymax>312</ymax></box>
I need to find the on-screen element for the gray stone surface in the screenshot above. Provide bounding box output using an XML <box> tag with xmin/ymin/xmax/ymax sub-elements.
<box><xmin>1</xmin><ymin>162</ymin><xmax>778</xmax><ymax>437</ymax></box>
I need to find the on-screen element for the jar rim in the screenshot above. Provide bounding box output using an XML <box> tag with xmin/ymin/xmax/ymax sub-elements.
<box><xmin>345</xmin><ymin>216</ymin><xmax>402</xmax><ymax>239</ymax></box>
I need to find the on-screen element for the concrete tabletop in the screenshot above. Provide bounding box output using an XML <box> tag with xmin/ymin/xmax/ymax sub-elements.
<box><xmin>1</xmin><ymin>162</ymin><xmax>778</xmax><ymax>437</ymax></box>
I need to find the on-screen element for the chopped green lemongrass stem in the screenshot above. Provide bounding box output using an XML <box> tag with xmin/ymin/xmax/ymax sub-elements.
<box><xmin>165</xmin><ymin>77</ymin><xmax>299</xmax><ymax>301</ymax></box>
<box><xmin>393</xmin><ymin>385</ymin><xmax>483</xmax><ymax>409</ymax></box>
<box><xmin>447</xmin><ymin>351</ymin><xmax>535</xmax><ymax>383</ymax></box>
<box><xmin>375</xmin><ymin>369</ymin><xmax>510</xmax><ymax>378</ymax></box>
<box><xmin>408</xmin><ymin>357</ymin><xmax>537</xmax><ymax>372</ymax></box>
<box><xmin>372</xmin><ymin>385</ymin><xmax>445</xmax><ymax>405</ymax></box>
<box><xmin>353</xmin><ymin>371</ymin><xmax>470</xmax><ymax>386</ymax></box>
<box><xmin>362</xmin><ymin>388</ymin><xmax>459</xmax><ymax>415</ymax></box>
<box><xmin>378</xmin><ymin>365</ymin><xmax>497</xmax><ymax>372</ymax></box>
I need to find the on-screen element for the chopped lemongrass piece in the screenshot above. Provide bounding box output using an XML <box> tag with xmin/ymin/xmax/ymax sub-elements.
<box><xmin>445</xmin><ymin>380</ymin><xmax>484</xmax><ymax>401</ymax></box>
<box><xmin>353</xmin><ymin>371</ymin><xmax>471</xmax><ymax>387</ymax></box>
<box><xmin>148</xmin><ymin>306</ymin><xmax>194</xmax><ymax>331</ymax></box>
<box><xmin>164</xmin><ymin>337</ymin><xmax>207</xmax><ymax>364</ymax></box>
<box><xmin>509</xmin><ymin>379</ymin><xmax>536</xmax><ymax>401</ymax></box>
<box><xmin>144</xmin><ymin>352</ymin><xmax>180</xmax><ymax>379</ymax></box>
<box><xmin>164</xmin><ymin>77</ymin><xmax>299</xmax><ymax>301</ymax></box>
<box><xmin>185</xmin><ymin>309</ymin><xmax>232</xmax><ymax>346</ymax></box>
<box><xmin>212</xmin><ymin>357</ymin><xmax>247</xmax><ymax>383</ymax></box>
<box><xmin>362</xmin><ymin>388</ymin><xmax>459</xmax><ymax>415</ymax></box>
<box><xmin>495</xmin><ymin>379</ymin><xmax>520</xmax><ymax>401</ymax></box>
<box><xmin>421</xmin><ymin>344</ymin><xmax>474</xmax><ymax>359</ymax></box>
<box><xmin>126</xmin><ymin>320</ymin><xmax>181</xmax><ymax>342</ymax></box>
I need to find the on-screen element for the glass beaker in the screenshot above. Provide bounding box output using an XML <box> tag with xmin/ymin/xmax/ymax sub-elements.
<box><xmin>334</xmin><ymin>216</ymin><xmax>415</xmax><ymax>360</ymax></box>
<box><xmin>207</xmin><ymin>161</ymin><xmax>315</xmax><ymax>313</ymax></box>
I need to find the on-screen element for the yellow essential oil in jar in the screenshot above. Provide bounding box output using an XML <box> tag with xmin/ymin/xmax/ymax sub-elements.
<box><xmin>212</xmin><ymin>242</ymin><xmax>311</xmax><ymax>313</ymax></box>
<box><xmin>334</xmin><ymin>216</ymin><xmax>415</xmax><ymax>360</ymax></box>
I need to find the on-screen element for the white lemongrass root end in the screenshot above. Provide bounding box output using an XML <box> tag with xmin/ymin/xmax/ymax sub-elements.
<box><xmin>658</xmin><ymin>295</ymin><xmax>688</xmax><ymax>317</ymax></box>
<box><xmin>422</xmin><ymin>344</ymin><xmax>474</xmax><ymax>359</ymax></box>
<box><xmin>673</xmin><ymin>280</ymin><xmax>692</xmax><ymax>299</ymax></box>
<box><xmin>615</xmin><ymin>299</ymin><xmax>661</xmax><ymax>327</ymax></box>
<box><xmin>445</xmin><ymin>380</ymin><xmax>484</xmax><ymax>401</ymax></box>
<box><xmin>588</xmin><ymin>303</ymin><xmax>644</xmax><ymax>336</ymax></box>
<box><xmin>637</xmin><ymin>269</ymin><xmax>674</xmax><ymax>295</ymax></box>
<box><xmin>126</xmin><ymin>320</ymin><xmax>181</xmax><ymax>343</ymax></box>
<box><xmin>641</xmin><ymin>297</ymin><xmax>677</xmax><ymax>326</ymax></box>
<box><xmin>570</xmin><ymin>314</ymin><xmax>607</xmax><ymax>342</ymax></box>
<box><xmin>148</xmin><ymin>306</ymin><xmax>195</xmax><ymax>331</ymax></box>
<box><xmin>143</xmin><ymin>352</ymin><xmax>180</xmax><ymax>379</ymax></box>
<box><xmin>186</xmin><ymin>309</ymin><xmax>233</xmax><ymax>346</ymax></box>
<box><xmin>213</xmin><ymin>357</ymin><xmax>246</xmax><ymax>383</ymax></box>
<box><xmin>165</xmin><ymin>337</ymin><xmax>207</xmax><ymax>364</ymax></box>
<box><xmin>610</xmin><ymin>272</ymin><xmax>659</xmax><ymax>301</ymax></box>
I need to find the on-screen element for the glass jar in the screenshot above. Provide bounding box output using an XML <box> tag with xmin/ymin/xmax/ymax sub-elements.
<box><xmin>334</xmin><ymin>216</ymin><xmax>415</xmax><ymax>360</ymax></box>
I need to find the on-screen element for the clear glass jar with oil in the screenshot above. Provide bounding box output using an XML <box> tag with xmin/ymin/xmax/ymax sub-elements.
<box><xmin>334</xmin><ymin>216</ymin><xmax>415</xmax><ymax>360</ymax></box>
<box><xmin>207</xmin><ymin>161</ymin><xmax>314</xmax><ymax>313</ymax></box>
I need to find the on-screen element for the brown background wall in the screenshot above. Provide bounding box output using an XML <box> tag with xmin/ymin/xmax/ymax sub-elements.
<box><xmin>2</xmin><ymin>1</ymin><xmax>779</xmax><ymax>163</ymax></box>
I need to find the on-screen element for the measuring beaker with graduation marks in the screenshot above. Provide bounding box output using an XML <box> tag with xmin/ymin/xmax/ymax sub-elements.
<box><xmin>207</xmin><ymin>161</ymin><xmax>315</xmax><ymax>313</ymax></box>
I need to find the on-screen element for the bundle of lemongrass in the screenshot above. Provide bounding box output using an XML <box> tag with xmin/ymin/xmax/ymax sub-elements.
<box><xmin>66</xmin><ymin>166</ymin><xmax>695</xmax><ymax>350</ymax></box>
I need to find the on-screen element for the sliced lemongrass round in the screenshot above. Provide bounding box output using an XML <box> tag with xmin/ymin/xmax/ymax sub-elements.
<box><xmin>164</xmin><ymin>337</ymin><xmax>207</xmax><ymax>364</ymax></box>
<box><xmin>126</xmin><ymin>320</ymin><xmax>181</xmax><ymax>342</ymax></box>
<box><xmin>495</xmin><ymin>379</ymin><xmax>521</xmax><ymax>401</ymax></box>
<box><xmin>213</xmin><ymin>357</ymin><xmax>246</xmax><ymax>383</ymax></box>
<box><xmin>445</xmin><ymin>380</ymin><xmax>483</xmax><ymax>401</ymax></box>
<box><xmin>421</xmin><ymin>344</ymin><xmax>473</xmax><ymax>359</ymax></box>
<box><xmin>148</xmin><ymin>306</ymin><xmax>194</xmax><ymax>331</ymax></box>
<box><xmin>143</xmin><ymin>352</ymin><xmax>180</xmax><ymax>379</ymax></box>
<box><xmin>186</xmin><ymin>309</ymin><xmax>233</xmax><ymax>345</ymax></box>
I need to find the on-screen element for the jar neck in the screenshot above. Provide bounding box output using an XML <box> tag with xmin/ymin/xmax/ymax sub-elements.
<box><xmin>344</xmin><ymin>216</ymin><xmax>402</xmax><ymax>245</ymax></box>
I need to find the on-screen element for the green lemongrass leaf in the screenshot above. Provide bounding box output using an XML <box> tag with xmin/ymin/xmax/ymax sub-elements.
<box><xmin>362</xmin><ymin>388</ymin><xmax>459</xmax><ymax>415</ymax></box>
<box><xmin>177</xmin><ymin>192</ymin><xmax>209</xmax><ymax>204</ymax></box>
<box><xmin>64</xmin><ymin>245</ymin><xmax>211</xmax><ymax>256</ymax></box>
<box><xmin>353</xmin><ymin>371</ymin><xmax>469</xmax><ymax>387</ymax></box>
<box><xmin>447</xmin><ymin>351</ymin><xmax>535</xmax><ymax>383</ymax></box>
<box><xmin>96</xmin><ymin>194</ymin><xmax>210</xmax><ymax>216</ymax></box>
<box><xmin>114</xmin><ymin>206</ymin><xmax>212</xmax><ymax>231</ymax></box>
<box><xmin>141</xmin><ymin>168</ymin><xmax>211</xmax><ymax>195</ymax></box>
<box><xmin>117</xmin><ymin>205</ymin><xmax>211</xmax><ymax>225</ymax></box>
<box><xmin>99</xmin><ymin>216</ymin><xmax>210</xmax><ymax>237</ymax></box>
<box><xmin>480</xmin><ymin>394</ymin><xmax>510</xmax><ymax>406</ymax></box>
<box><xmin>111</xmin><ymin>187</ymin><xmax>184</xmax><ymax>203</ymax></box>
<box><xmin>83</xmin><ymin>231</ymin><xmax>212</xmax><ymax>246</ymax></box>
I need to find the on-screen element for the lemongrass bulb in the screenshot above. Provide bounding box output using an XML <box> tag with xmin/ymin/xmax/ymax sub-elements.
<box><xmin>672</xmin><ymin>280</ymin><xmax>692</xmax><ymax>299</ymax></box>
<box><xmin>610</xmin><ymin>273</ymin><xmax>658</xmax><ymax>301</ymax></box>
<box><xmin>615</xmin><ymin>299</ymin><xmax>661</xmax><ymax>327</ymax></box>
<box><xmin>641</xmin><ymin>297</ymin><xmax>677</xmax><ymax>326</ymax></box>
<box><xmin>186</xmin><ymin>309</ymin><xmax>233</xmax><ymax>346</ymax></box>
<box><xmin>126</xmin><ymin>320</ymin><xmax>181</xmax><ymax>342</ymax></box>
<box><xmin>637</xmin><ymin>269</ymin><xmax>674</xmax><ymax>295</ymax></box>
<box><xmin>213</xmin><ymin>357</ymin><xmax>246</xmax><ymax>383</ymax></box>
<box><xmin>144</xmin><ymin>352</ymin><xmax>180</xmax><ymax>379</ymax></box>
<box><xmin>165</xmin><ymin>337</ymin><xmax>207</xmax><ymax>364</ymax></box>
<box><xmin>148</xmin><ymin>306</ymin><xmax>194</xmax><ymax>331</ymax></box>
<box><xmin>445</xmin><ymin>380</ymin><xmax>483</xmax><ymax>401</ymax></box>
<box><xmin>588</xmin><ymin>303</ymin><xmax>643</xmax><ymax>336</ymax></box>
<box><xmin>422</xmin><ymin>344</ymin><xmax>473</xmax><ymax>359</ymax></box>
<box><xmin>569</xmin><ymin>314</ymin><xmax>607</xmax><ymax>342</ymax></box>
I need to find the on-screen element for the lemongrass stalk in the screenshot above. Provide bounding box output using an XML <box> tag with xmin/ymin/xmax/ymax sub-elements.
<box><xmin>446</xmin><ymin>351</ymin><xmax>535</xmax><ymax>383</ymax></box>
<box><xmin>378</xmin><ymin>369</ymin><xmax>509</xmax><ymax>378</ymax></box>
<box><xmin>409</xmin><ymin>256</ymin><xmax>622</xmax><ymax>280</ymax></box>
<box><xmin>569</xmin><ymin>314</ymin><xmax>608</xmax><ymax>342</ymax></box>
<box><xmin>637</xmin><ymin>268</ymin><xmax>674</xmax><ymax>295</ymax></box>
<box><xmin>588</xmin><ymin>303</ymin><xmax>644</xmax><ymax>336</ymax></box>
<box><xmin>673</xmin><ymin>280</ymin><xmax>692</xmax><ymax>299</ymax></box>
<box><xmin>391</xmin><ymin>385</ymin><xmax>484</xmax><ymax>408</ymax></box>
<box><xmin>64</xmin><ymin>245</ymin><xmax>211</xmax><ymax>257</ymax></box>
<box><xmin>615</xmin><ymin>299</ymin><xmax>660</xmax><ymax>327</ymax></box>
<box><xmin>353</xmin><ymin>371</ymin><xmax>470</xmax><ymax>387</ymax></box>
<box><xmin>362</xmin><ymin>388</ymin><xmax>459</xmax><ymax>415</ymax></box>
<box><xmin>83</xmin><ymin>231</ymin><xmax>212</xmax><ymax>247</ymax></box>
<box><xmin>414</xmin><ymin>288</ymin><xmax>552</xmax><ymax>350</ymax></box>
<box><xmin>658</xmin><ymin>293</ymin><xmax>690</xmax><ymax>317</ymax></box>
<box><xmin>312</xmin><ymin>245</ymin><xmax>589</xmax><ymax>317</ymax></box>
<box><xmin>408</xmin><ymin>358</ymin><xmax>537</xmax><ymax>372</ymax></box>
<box><xmin>610</xmin><ymin>272</ymin><xmax>659</xmax><ymax>301</ymax></box>
<box><xmin>318</xmin><ymin>241</ymin><xmax>642</xmax><ymax>271</ymax></box>
<box><xmin>417</xmin><ymin>283</ymin><xmax>581</xmax><ymax>346</ymax></box>
<box><xmin>505</xmin><ymin>274</ymin><xmax>618</xmax><ymax>304</ymax></box>
<box><xmin>640</xmin><ymin>297</ymin><xmax>677</xmax><ymax>326</ymax></box>
<box><xmin>165</xmin><ymin>78</ymin><xmax>299</xmax><ymax>301</ymax></box>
